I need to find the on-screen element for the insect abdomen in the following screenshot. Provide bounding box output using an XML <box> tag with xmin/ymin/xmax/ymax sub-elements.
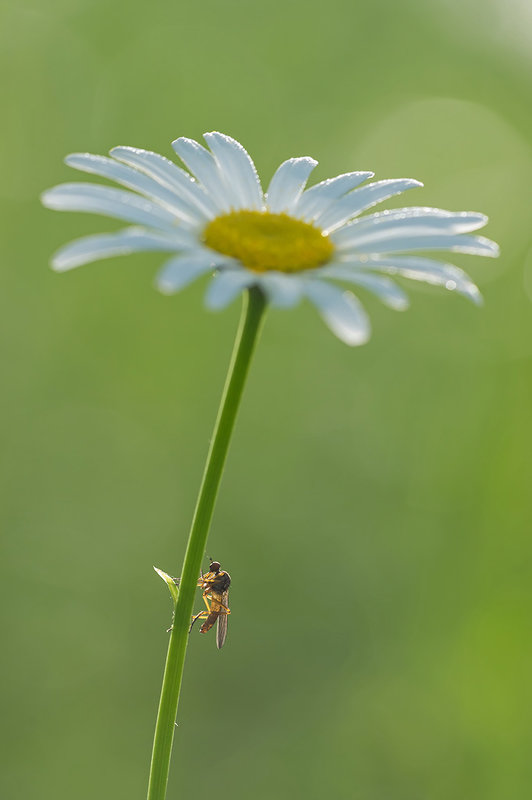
<box><xmin>199</xmin><ymin>612</ymin><xmax>218</xmax><ymax>634</ymax></box>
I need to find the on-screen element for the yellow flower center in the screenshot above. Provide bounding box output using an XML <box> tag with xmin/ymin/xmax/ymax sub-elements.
<box><xmin>203</xmin><ymin>210</ymin><xmax>334</xmax><ymax>273</ymax></box>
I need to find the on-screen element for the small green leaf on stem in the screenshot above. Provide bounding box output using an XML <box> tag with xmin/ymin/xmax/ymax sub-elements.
<box><xmin>154</xmin><ymin>567</ymin><xmax>178</xmax><ymax>604</ymax></box>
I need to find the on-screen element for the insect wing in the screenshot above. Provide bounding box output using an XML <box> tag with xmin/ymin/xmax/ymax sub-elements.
<box><xmin>216</xmin><ymin>590</ymin><xmax>229</xmax><ymax>649</ymax></box>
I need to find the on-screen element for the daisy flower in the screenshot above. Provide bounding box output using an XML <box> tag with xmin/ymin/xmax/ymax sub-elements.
<box><xmin>41</xmin><ymin>132</ymin><xmax>499</xmax><ymax>345</ymax></box>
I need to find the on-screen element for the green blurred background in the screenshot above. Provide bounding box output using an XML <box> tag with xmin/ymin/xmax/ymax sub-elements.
<box><xmin>2</xmin><ymin>0</ymin><xmax>531</xmax><ymax>798</ymax></box>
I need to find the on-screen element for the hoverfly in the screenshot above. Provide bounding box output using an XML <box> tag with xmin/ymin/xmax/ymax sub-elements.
<box><xmin>172</xmin><ymin>560</ymin><xmax>231</xmax><ymax>648</ymax></box>
<box><xmin>190</xmin><ymin>560</ymin><xmax>231</xmax><ymax>649</ymax></box>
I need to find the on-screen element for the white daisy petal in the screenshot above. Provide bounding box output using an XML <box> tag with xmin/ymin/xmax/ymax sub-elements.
<box><xmin>318</xmin><ymin>179</ymin><xmax>423</xmax><ymax>232</ymax></box>
<box><xmin>110</xmin><ymin>146</ymin><xmax>218</xmax><ymax>219</ymax></box>
<box><xmin>41</xmin><ymin>183</ymin><xmax>178</xmax><ymax>230</ymax></box>
<box><xmin>335</xmin><ymin>230</ymin><xmax>499</xmax><ymax>257</ymax></box>
<box><xmin>295</xmin><ymin>171</ymin><xmax>374</xmax><ymax>221</ymax></box>
<box><xmin>340</xmin><ymin>255</ymin><xmax>483</xmax><ymax>304</ymax></box>
<box><xmin>303</xmin><ymin>280</ymin><xmax>370</xmax><ymax>346</ymax></box>
<box><xmin>65</xmin><ymin>153</ymin><xmax>204</xmax><ymax>225</ymax></box>
<box><xmin>156</xmin><ymin>251</ymin><xmax>221</xmax><ymax>294</ymax></box>
<box><xmin>203</xmin><ymin>132</ymin><xmax>264</xmax><ymax>210</ymax></box>
<box><xmin>172</xmin><ymin>137</ymin><xmax>230</xmax><ymax>212</ymax></box>
<box><xmin>204</xmin><ymin>270</ymin><xmax>256</xmax><ymax>310</ymax></box>
<box><xmin>332</xmin><ymin>208</ymin><xmax>488</xmax><ymax>249</ymax></box>
<box><xmin>255</xmin><ymin>272</ymin><xmax>304</xmax><ymax>308</ymax></box>
<box><xmin>319</xmin><ymin>265</ymin><xmax>409</xmax><ymax>310</ymax></box>
<box><xmin>266</xmin><ymin>157</ymin><xmax>318</xmax><ymax>213</ymax></box>
<box><xmin>51</xmin><ymin>226</ymin><xmax>193</xmax><ymax>271</ymax></box>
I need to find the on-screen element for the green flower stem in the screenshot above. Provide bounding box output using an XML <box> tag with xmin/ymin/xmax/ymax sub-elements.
<box><xmin>147</xmin><ymin>286</ymin><xmax>267</xmax><ymax>800</ymax></box>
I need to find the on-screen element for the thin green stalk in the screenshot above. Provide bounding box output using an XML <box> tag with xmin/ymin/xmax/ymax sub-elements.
<box><xmin>147</xmin><ymin>286</ymin><xmax>267</xmax><ymax>800</ymax></box>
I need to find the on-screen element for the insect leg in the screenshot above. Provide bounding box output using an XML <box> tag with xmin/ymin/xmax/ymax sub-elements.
<box><xmin>170</xmin><ymin>576</ymin><xmax>204</xmax><ymax>588</ymax></box>
<box><xmin>202</xmin><ymin>590</ymin><xmax>229</xmax><ymax>613</ymax></box>
<box><xmin>189</xmin><ymin>611</ymin><xmax>209</xmax><ymax>633</ymax></box>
